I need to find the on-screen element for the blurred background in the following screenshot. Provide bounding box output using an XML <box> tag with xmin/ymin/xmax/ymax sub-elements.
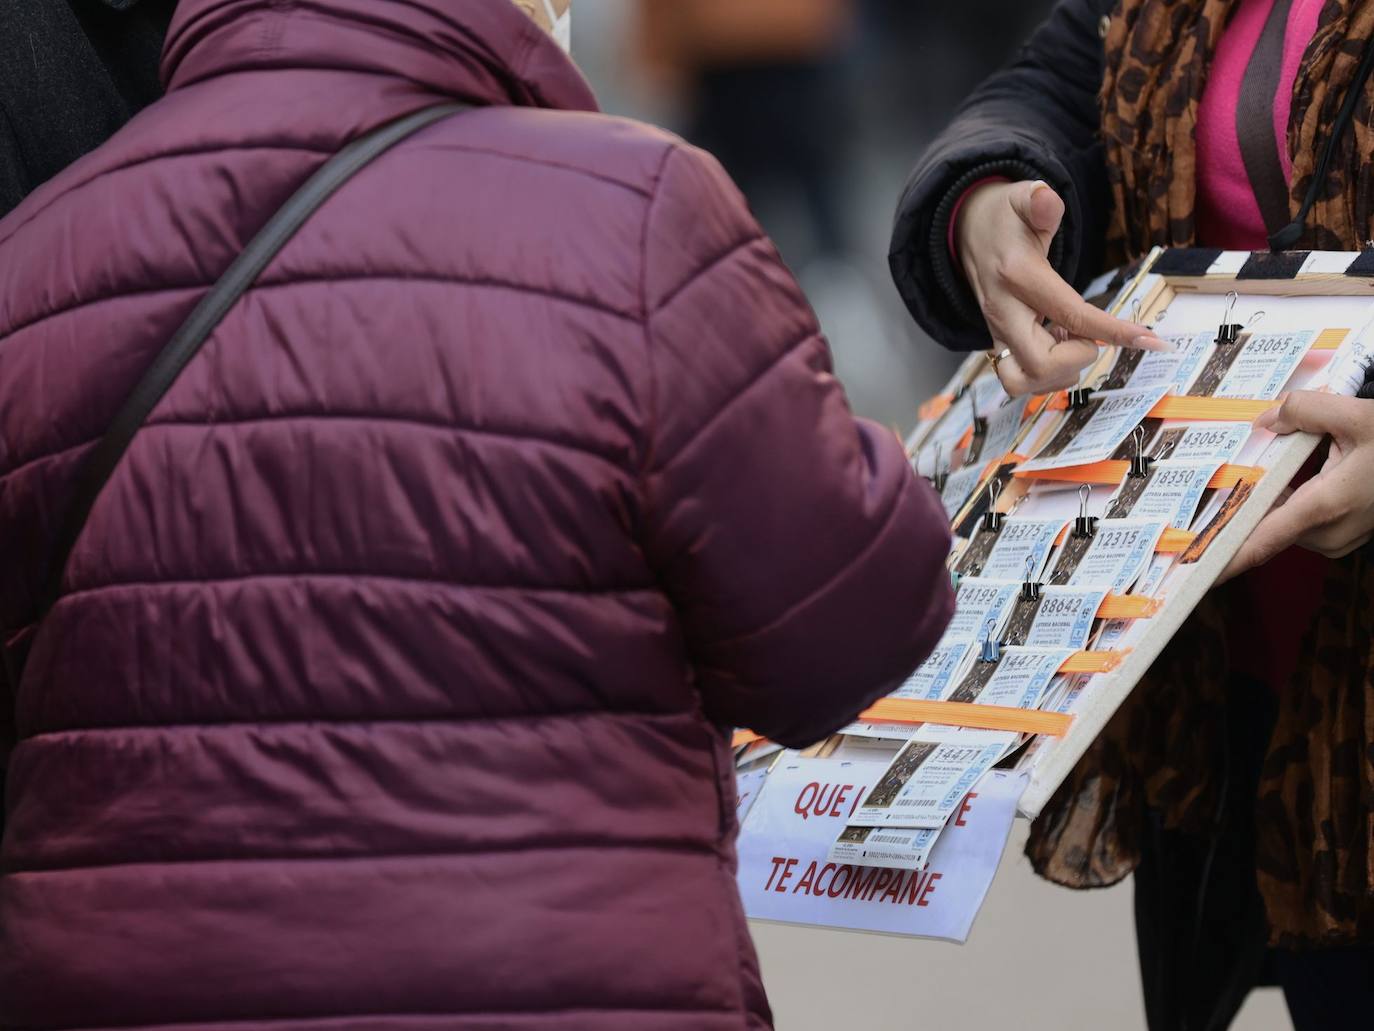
<box><xmin>575</xmin><ymin>2</ymin><xmax>1292</xmax><ymax>1028</ymax></box>
<box><xmin>573</xmin><ymin>0</ymin><xmax>1066</xmax><ymax>428</ymax></box>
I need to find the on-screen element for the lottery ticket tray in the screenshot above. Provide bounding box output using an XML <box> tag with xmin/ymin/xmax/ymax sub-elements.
<box><xmin>973</xmin><ymin>251</ymin><xmax>1374</xmax><ymax>817</ymax></box>
<box><xmin>729</xmin><ymin>249</ymin><xmax>1374</xmax><ymax>941</ymax></box>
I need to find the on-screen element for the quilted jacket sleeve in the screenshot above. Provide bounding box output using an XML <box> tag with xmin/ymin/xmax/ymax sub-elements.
<box><xmin>641</xmin><ymin>143</ymin><xmax>955</xmax><ymax>749</ymax></box>
<box><xmin>889</xmin><ymin>0</ymin><xmax>1113</xmax><ymax>352</ymax></box>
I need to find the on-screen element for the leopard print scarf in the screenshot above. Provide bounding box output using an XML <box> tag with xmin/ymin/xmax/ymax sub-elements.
<box><xmin>1101</xmin><ymin>0</ymin><xmax>1374</xmax><ymax>263</ymax></box>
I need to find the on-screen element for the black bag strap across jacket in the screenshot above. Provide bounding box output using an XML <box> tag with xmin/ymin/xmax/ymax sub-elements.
<box><xmin>0</xmin><ymin>100</ymin><xmax>471</xmax><ymax>821</ymax></box>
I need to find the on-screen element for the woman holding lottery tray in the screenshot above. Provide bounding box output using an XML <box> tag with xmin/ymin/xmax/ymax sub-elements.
<box><xmin>892</xmin><ymin>2</ymin><xmax>1374</xmax><ymax>1029</ymax></box>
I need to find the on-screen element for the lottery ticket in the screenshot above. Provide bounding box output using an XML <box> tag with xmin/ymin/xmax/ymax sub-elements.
<box><xmin>966</xmin><ymin>397</ymin><xmax>1025</xmax><ymax>465</ymax></box>
<box><xmin>946</xmin><ymin>647</ymin><xmax>1074</xmax><ymax>709</ymax></box>
<box><xmin>1056</xmin><ymin>518</ymin><xmax>1167</xmax><ymax>592</ymax></box>
<box><xmin>940</xmin><ymin>463</ymin><xmax>986</xmax><ymax>520</ymax></box>
<box><xmin>829</xmin><ymin>823</ymin><xmax>943</xmax><ymax>871</ymax></box>
<box><xmin>1107</xmin><ymin>331</ymin><xmax>1214</xmax><ymax>393</ymax></box>
<box><xmin>977</xmin><ymin>518</ymin><xmax>1069</xmax><ymax>581</ymax></box>
<box><xmin>1212</xmin><ymin>331</ymin><xmax>1314</xmax><ymax>399</ymax></box>
<box><xmin>1020</xmin><ymin>588</ymin><xmax>1107</xmax><ymax>649</ymax></box>
<box><xmin>943</xmin><ymin>578</ymin><xmax>1022</xmax><ymax>641</ymax></box>
<box><xmin>1111</xmin><ymin>461</ymin><xmax>1220</xmax><ymax>529</ymax></box>
<box><xmin>1152</xmin><ymin>422</ymin><xmax>1252</xmax><ymax>463</ymax></box>
<box><xmin>848</xmin><ymin>729</ymin><xmax>1017</xmax><ymax>828</ymax></box>
<box><xmin>892</xmin><ymin>639</ymin><xmax>977</xmax><ymax>701</ymax></box>
<box><xmin>1020</xmin><ymin>387</ymin><xmax>1169</xmax><ymax>471</ymax></box>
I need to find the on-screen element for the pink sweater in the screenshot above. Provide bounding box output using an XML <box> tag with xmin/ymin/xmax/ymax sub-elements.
<box><xmin>1196</xmin><ymin>0</ymin><xmax>1328</xmax><ymax>692</ymax></box>
<box><xmin>1195</xmin><ymin>0</ymin><xmax>1324</xmax><ymax>248</ymax></box>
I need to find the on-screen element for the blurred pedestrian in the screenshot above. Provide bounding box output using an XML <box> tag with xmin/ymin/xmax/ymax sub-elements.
<box><xmin>637</xmin><ymin>0</ymin><xmax>855</xmax><ymax>267</ymax></box>
<box><xmin>0</xmin><ymin>0</ymin><xmax>953</xmax><ymax>1027</ymax></box>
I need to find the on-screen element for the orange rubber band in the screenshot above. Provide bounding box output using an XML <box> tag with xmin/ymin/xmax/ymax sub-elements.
<box><xmin>1149</xmin><ymin>396</ymin><xmax>1278</xmax><ymax>421</ymax></box>
<box><xmin>1312</xmin><ymin>328</ymin><xmax>1349</xmax><ymax>351</ymax></box>
<box><xmin>918</xmin><ymin>394</ymin><xmax>955</xmax><ymax>422</ymax></box>
<box><xmin>1061</xmin><ymin>649</ymin><xmax>1127</xmax><ymax>674</ymax></box>
<box><xmin>1098</xmin><ymin>594</ymin><xmax>1161</xmax><ymax>619</ymax></box>
<box><xmin>1157</xmin><ymin>528</ymin><xmax>1196</xmax><ymax>553</ymax></box>
<box><xmin>1043</xmin><ymin>393</ymin><xmax>1279</xmax><ymax>421</ymax></box>
<box><xmin>860</xmin><ymin>699</ymin><xmax>1074</xmax><ymax>737</ymax></box>
<box><xmin>1016</xmin><ymin>461</ymin><xmax>1263</xmax><ymax>488</ymax></box>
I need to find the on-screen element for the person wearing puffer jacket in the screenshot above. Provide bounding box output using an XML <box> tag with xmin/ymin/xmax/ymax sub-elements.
<box><xmin>0</xmin><ymin>1</ymin><xmax>953</xmax><ymax>1028</ymax></box>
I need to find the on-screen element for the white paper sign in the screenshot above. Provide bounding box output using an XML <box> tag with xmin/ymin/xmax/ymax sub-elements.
<box><xmin>1020</xmin><ymin>387</ymin><xmax>1168</xmax><ymax>471</ymax></box>
<box><xmin>979</xmin><ymin>518</ymin><xmax>1068</xmax><ymax>581</ymax></box>
<box><xmin>1214</xmin><ymin>331</ymin><xmax>1314</xmax><ymax>399</ymax></box>
<box><xmin>737</xmin><ymin>760</ymin><xmax>1026</xmax><ymax>942</ymax></box>
<box><xmin>849</xmin><ymin>730</ymin><xmax>1016</xmax><ymax>828</ymax></box>
<box><xmin>1025</xmin><ymin>587</ymin><xmax>1107</xmax><ymax>649</ymax></box>
<box><xmin>1062</xmin><ymin>518</ymin><xmax>1166</xmax><ymax>592</ymax></box>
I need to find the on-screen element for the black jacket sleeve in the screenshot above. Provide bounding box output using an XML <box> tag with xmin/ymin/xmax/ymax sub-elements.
<box><xmin>890</xmin><ymin>0</ymin><xmax>1115</xmax><ymax>352</ymax></box>
<box><xmin>0</xmin><ymin>0</ymin><xmax>173</xmax><ymax>216</ymax></box>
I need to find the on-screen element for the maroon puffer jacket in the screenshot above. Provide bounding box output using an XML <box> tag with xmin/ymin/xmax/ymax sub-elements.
<box><xmin>0</xmin><ymin>2</ymin><xmax>953</xmax><ymax>1028</ymax></box>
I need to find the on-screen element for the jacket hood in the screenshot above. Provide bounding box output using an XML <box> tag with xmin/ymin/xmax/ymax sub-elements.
<box><xmin>160</xmin><ymin>0</ymin><xmax>598</xmax><ymax>113</ymax></box>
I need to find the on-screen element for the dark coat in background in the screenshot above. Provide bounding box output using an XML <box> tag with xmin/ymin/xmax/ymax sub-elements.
<box><xmin>0</xmin><ymin>0</ymin><xmax>954</xmax><ymax>1027</ymax></box>
<box><xmin>0</xmin><ymin>0</ymin><xmax>175</xmax><ymax>215</ymax></box>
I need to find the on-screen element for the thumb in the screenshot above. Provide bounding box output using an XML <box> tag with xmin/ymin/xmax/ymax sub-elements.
<box><xmin>1008</xmin><ymin>180</ymin><xmax>1065</xmax><ymax>244</ymax></box>
<box><xmin>1256</xmin><ymin>390</ymin><xmax>1364</xmax><ymax>445</ymax></box>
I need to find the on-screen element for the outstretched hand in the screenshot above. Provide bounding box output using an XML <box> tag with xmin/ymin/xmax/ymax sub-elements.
<box><xmin>1223</xmin><ymin>391</ymin><xmax>1374</xmax><ymax>581</ymax></box>
<box><xmin>955</xmin><ymin>180</ymin><xmax>1171</xmax><ymax>396</ymax></box>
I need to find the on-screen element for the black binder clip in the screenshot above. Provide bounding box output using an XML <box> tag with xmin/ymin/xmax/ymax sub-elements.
<box><xmin>1073</xmin><ymin>484</ymin><xmax>1098</xmax><ymax>539</ymax></box>
<box><xmin>1021</xmin><ymin>553</ymin><xmax>1042</xmax><ymax>601</ymax></box>
<box><xmin>1068</xmin><ymin>382</ymin><xmax>1096</xmax><ymax>410</ymax></box>
<box><xmin>970</xmin><ymin>392</ymin><xmax>989</xmax><ymax>440</ymax></box>
<box><xmin>1128</xmin><ymin>425</ymin><xmax>1154</xmax><ymax>479</ymax></box>
<box><xmin>929</xmin><ymin>443</ymin><xmax>948</xmax><ymax>493</ymax></box>
<box><xmin>981</xmin><ymin>479</ymin><xmax>1004</xmax><ymax>533</ymax></box>
<box><xmin>1215</xmin><ymin>291</ymin><xmax>1243</xmax><ymax>345</ymax></box>
<box><xmin>979</xmin><ymin>617</ymin><xmax>1001</xmax><ymax>663</ymax></box>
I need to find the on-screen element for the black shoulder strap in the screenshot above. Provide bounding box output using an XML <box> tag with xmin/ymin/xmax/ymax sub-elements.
<box><xmin>31</xmin><ymin>101</ymin><xmax>471</xmax><ymax>626</ymax></box>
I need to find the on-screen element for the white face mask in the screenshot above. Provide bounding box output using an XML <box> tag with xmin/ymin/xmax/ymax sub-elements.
<box><xmin>540</xmin><ymin>0</ymin><xmax>572</xmax><ymax>54</ymax></box>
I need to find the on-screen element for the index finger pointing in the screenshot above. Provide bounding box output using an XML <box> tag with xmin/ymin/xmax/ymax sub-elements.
<box><xmin>1009</xmin><ymin>263</ymin><xmax>1172</xmax><ymax>352</ymax></box>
